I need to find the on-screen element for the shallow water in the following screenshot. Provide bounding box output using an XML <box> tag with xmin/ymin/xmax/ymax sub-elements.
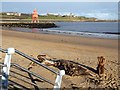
<box><xmin>3</xmin><ymin>22</ymin><xmax>119</xmax><ymax>39</ymax></box>
<box><xmin>48</xmin><ymin>22</ymin><xmax>119</xmax><ymax>39</ymax></box>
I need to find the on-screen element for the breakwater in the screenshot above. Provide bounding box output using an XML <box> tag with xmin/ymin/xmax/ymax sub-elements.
<box><xmin>0</xmin><ymin>22</ymin><xmax>57</xmax><ymax>28</ymax></box>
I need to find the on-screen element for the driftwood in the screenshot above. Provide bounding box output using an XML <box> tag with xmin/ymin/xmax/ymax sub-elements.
<box><xmin>96</xmin><ymin>56</ymin><xmax>105</xmax><ymax>77</ymax></box>
<box><xmin>36</xmin><ymin>54</ymin><xmax>97</xmax><ymax>76</ymax></box>
<box><xmin>28</xmin><ymin>54</ymin><xmax>107</xmax><ymax>77</ymax></box>
<box><xmin>27</xmin><ymin>55</ymin><xmax>119</xmax><ymax>88</ymax></box>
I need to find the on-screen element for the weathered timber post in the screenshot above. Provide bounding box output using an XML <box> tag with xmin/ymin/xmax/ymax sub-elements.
<box><xmin>97</xmin><ymin>56</ymin><xmax>105</xmax><ymax>77</ymax></box>
<box><xmin>54</xmin><ymin>70</ymin><xmax>65</xmax><ymax>90</ymax></box>
<box><xmin>2</xmin><ymin>48</ymin><xmax>15</xmax><ymax>89</ymax></box>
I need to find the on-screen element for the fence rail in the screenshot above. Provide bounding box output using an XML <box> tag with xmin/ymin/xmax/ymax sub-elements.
<box><xmin>0</xmin><ymin>48</ymin><xmax>7</xmax><ymax>53</ymax></box>
<box><xmin>15</xmin><ymin>49</ymin><xmax>58</xmax><ymax>75</ymax></box>
<box><xmin>0</xmin><ymin>48</ymin><xmax>65</xmax><ymax>90</ymax></box>
<box><xmin>11</xmin><ymin>63</ymin><xmax>54</xmax><ymax>85</ymax></box>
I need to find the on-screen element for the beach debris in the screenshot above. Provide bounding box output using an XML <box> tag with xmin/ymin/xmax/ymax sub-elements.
<box><xmin>86</xmin><ymin>56</ymin><xmax>119</xmax><ymax>89</ymax></box>
<box><xmin>27</xmin><ymin>59</ymin><xmax>44</xmax><ymax>85</ymax></box>
<box><xmin>27</xmin><ymin>55</ymin><xmax>37</xmax><ymax>70</ymax></box>
<box><xmin>36</xmin><ymin>54</ymin><xmax>96</xmax><ymax>76</ymax></box>
<box><xmin>27</xmin><ymin>54</ymin><xmax>119</xmax><ymax>89</ymax></box>
<box><xmin>87</xmin><ymin>72</ymin><xmax>119</xmax><ymax>89</ymax></box>
<box><xmin>96</xmin><ymin>56</ymin><xmax>105</xmax><ymax>78</ymax></box>
<box><xmin>27</xmin><ymin>61</ymin><xmax>36</xmax><ymax>70</ymax></box>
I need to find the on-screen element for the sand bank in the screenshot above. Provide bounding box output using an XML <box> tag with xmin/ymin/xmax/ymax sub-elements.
<box><xmin>1</xmin><ymin>30</ymin><xmax>119</xmax><ymax>88</ymax></box>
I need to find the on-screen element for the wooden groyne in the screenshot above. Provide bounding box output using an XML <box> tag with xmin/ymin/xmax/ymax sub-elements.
<box><xmin>0</xmin><ymin>22</ymin><xmax>57</xmax><ymax>28</ymax></box>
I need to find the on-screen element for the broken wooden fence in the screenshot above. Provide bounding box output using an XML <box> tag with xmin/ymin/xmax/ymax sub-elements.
<box><xmin>0</xmin><ymin>48</ymin><xmax>65</xmax><ymax>90</ymax></box>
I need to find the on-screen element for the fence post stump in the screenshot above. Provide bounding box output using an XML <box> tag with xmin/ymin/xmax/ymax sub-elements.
<box><xmin>54</xmin><ymin>70</ymin><xmax>65</xmax><ymax>90</ymax></box>
<box><xmin>2</xmin><ymin>48</ymin><xmax>15</xmax><ymax>89</ymax></box>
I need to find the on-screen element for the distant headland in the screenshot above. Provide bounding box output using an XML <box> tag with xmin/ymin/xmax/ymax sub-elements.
<box><xmin>0</xmin><ymin>11</ymin><xmax>118</xmax><ymax>22</ymax></box>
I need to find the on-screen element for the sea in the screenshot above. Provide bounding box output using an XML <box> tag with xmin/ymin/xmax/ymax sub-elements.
<box><xmin>4</xmin><ymin>22</ymin><xmax>119</xmax><ymax>39</ymax></box>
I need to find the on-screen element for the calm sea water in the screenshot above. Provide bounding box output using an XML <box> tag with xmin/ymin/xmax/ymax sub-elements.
<box><xmin>5</xmin><ymin>22</ymin><xmax>119</xmax><ymax>39</ymax></box>
<box><xmin>47</xmin><ymin>22</ymin><xmax>119</xmax><ymax>39</ymax></box>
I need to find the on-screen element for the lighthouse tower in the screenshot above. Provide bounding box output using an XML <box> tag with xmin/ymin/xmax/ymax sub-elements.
<box><xmin>32</xmin><ymin>8</ymin><xmax>39</xmax><ymax>23</ymax></box>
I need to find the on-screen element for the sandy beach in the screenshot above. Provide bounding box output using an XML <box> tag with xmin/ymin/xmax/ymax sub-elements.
<box><xmin>1</xmin><ymin>30</ymin><xmax>119</xmax><ymax>89</ymax></box>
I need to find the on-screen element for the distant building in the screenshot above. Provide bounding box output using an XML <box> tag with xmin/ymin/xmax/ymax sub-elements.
<box><xmin>69</xmin><ymin>13</ymin><xmax>75</xmax><ymax>17</ymax></box>
<box><xmin>46</xmin><ymin>13</ymin><xmax>61</xmax><ymax>17</ymax></box>
<box><xmin>6</xmin><ymin>12</ymin><xmax>21</xmax><ymax>16</ymax></box>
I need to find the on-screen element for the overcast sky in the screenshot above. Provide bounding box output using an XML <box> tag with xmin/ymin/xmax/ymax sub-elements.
<box><xmin>2</xmin><ymin>2</ymin><xmax>118</xmax><ymax>20</ymax></box>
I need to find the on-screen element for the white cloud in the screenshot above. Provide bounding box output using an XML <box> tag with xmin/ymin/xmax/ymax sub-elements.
<box><xmin>79</xmin><ymin>11</ymin><xmax>118</xmax><ymax>20</ymax></box>
<box><xmin>40</xmin><ymin>12</ymin><xmax>75</xmax><ymax>16</ymax></box>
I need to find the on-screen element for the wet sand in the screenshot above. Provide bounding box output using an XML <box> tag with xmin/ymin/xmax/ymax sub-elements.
<box><xmin>1</xmin><ymin>30</ymin><xmax>119</xmax><ymax>89</ymax></box>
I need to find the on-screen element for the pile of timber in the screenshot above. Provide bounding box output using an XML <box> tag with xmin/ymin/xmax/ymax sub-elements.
<box><xmin>0</xmin><ymin>22</ymin><xmax>57</xmax><ymax>28</ymax></box>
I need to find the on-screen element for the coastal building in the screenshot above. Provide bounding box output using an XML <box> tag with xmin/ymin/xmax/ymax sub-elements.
<box><xmin>32</xmin><ymin>8</ymin><xmax>39</xmax><ymax>23</ymax></box>
<box><xmin>6</xmin><ymin>12</ymin><xmax>21</xmax><ymax>16</ymax></box>
<box><xmin>69</xmin><ymin>13</ymin><xmax>75</xmax><ymax>17</ymax></box>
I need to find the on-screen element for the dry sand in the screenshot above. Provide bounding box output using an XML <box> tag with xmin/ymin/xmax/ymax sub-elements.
<box><xmin>1</xmin><ymin>30</ymin><xmax>119</xmax><ymax>89</ymax></box>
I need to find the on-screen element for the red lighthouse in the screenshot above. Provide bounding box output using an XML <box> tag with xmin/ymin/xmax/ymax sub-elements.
<box><xmin>32</xmin><ymin>8</ymin><xmax>39</xmax><ymax>23</ymax></box>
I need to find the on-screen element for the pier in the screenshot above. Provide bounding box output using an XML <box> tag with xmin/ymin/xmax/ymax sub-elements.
<box><xmin>0</xmin><ymin>22</ymin><xmax>57</xmax><ymax>28</ymax></box>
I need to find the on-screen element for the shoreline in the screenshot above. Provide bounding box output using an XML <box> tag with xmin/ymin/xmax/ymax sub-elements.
<box><xmin>2</xmin><ymin>26</ymin><xmax>119</xmax><ymax>40</ymax></box>
<box><xmin>2</xmin><ymin>29</ymin><xmax>118</xmax><ymax>49</ymax></box>
<box><xmin>42</xmin><ymin>28</ymin><xmax>119</xmax><ymax>40</ymax></box>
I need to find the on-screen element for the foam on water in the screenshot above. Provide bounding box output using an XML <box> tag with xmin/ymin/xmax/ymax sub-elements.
<box><xmin>42</xmin><ymin>28</ymin><xmax>119</xmax><ymax>39</ymax></box>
